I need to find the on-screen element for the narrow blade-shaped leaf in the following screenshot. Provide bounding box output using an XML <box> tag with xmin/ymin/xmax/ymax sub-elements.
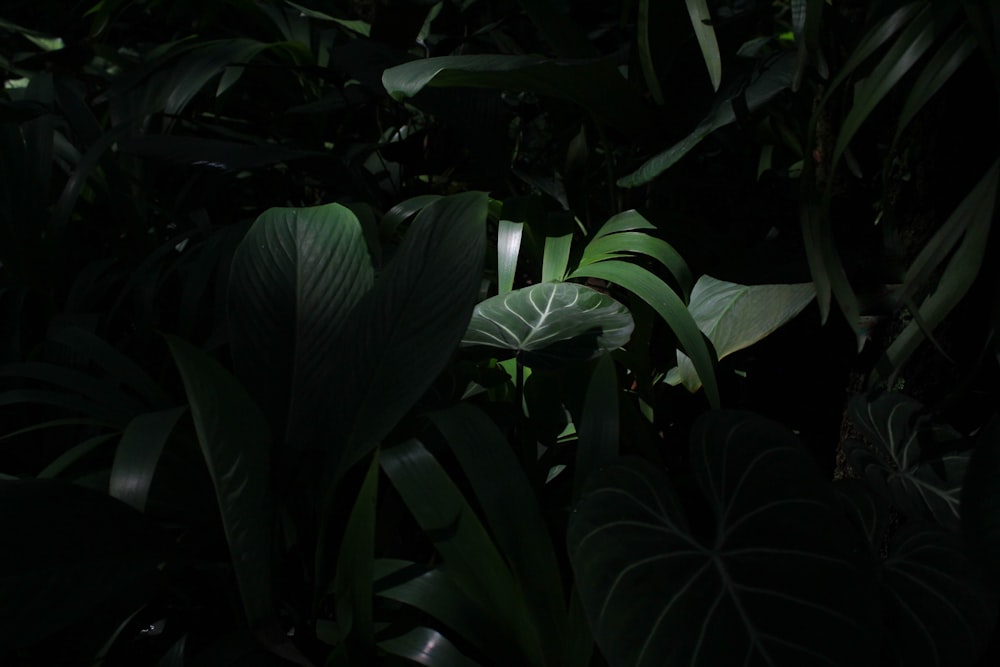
<box><xmin>578</xmin><ymin>229</ymin><xmax>693</xmax><ymax>300</ymax></box>
<box><xmin>497</xmin><ymin>219</ymin><xmax>524</xmax><ymax>295</ymax></box>
<box><xmin>542</xmin><ymin>233</ymin><xmax>572</xmax><ymax>283</ymax></box>
<box><xmin>377</xmin><ymin>627</ymin><xmax>480</xmax><ymax>667</ymax></box>
<box><xmin>684</xmin><ymin>0</ymin><xmax>722</xmax><ymax>91</ymax></box>
<box><xmin>166</xmin><ymin>335</ymin><xmax>274</xmax><ymax>629</ymax></box>
<box><xmin>568</xmin><ymin>260</ymin><xmax>719</xmax><ymax>408</ymax></box>
<box><xmin>109</xmin><ymin>406</ymin><xmax>188</xmax><ymax>512</ymax></box>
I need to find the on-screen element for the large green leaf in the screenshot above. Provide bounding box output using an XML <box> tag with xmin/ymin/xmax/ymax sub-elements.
<box><xmin>666</xmin><ymin>275</ymin><xmax>815</xmax><ymax>391</ymax></box>
<box><xmin>381</xmin><ymin>55</ymin><xmax>652</xmax><ymax>136</ymax></box>
<box><xmin>460</xmin><ymin>282</ymin><xmax>634</xmax><ymax>369</ymax></box>
<box><xmin>844</xmin><ymin>393</ymin><xmax>968</xmax><ymax>531</ymax></box>
<box><xmin>227</xmin><ymin>203</ymin><xmax>373</xmax><ymax>455</ymax></box>
<box><xmin>165</xmin><ymin>336</ymin><xmax>275</xmax><ymax>630</ymax></box>
<box><xmin>329</xmin><ymin>191</ymin><xmax>487</xmax><ymax>475</ymax></box>
<box><xmin>839</xmin><ymin>481</ymin><xmax>996</xmax><ymax>665</ymax></box>
<box><xmin>0</xmin><ymin>479</ymin><xmax>165</xmax><ymax>651</ymax></box>
<box><xmin>568</xmin><ymin>412</ymin><xmax>874</xmax><ymax>667</ymax></box>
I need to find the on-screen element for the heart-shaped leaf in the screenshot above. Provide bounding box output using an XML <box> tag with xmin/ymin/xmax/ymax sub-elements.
<box><xmin>461</xmin><ymin>282</ymin><xmax>633</xmax><ymax>369</ymax></box>
<box><xmin>568</xmin><ymin>411</ymin><xmax>875</xmax><ymax>667</ymax></box>
<box><xmin>845</xmin><ymin>392</ymin><xmax>968</xmax><ymax>531</ymax></box>
<box><xmin>667</xmin><ymin>275</ymin><xmax>815</xmax><ymax>391</ymax></box>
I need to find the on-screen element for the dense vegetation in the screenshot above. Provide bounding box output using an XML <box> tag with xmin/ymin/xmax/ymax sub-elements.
<box><xmin>2</xmin><ymin>1</ymin><xmax>999</xmax><ymax>665</ymax></box>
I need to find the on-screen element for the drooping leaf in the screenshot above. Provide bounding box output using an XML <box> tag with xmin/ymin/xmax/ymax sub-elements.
<box><xmin>165</xmin><ymin>335</ymin><xmax>274</xmax><ymax>630</ymax></box>
<box><xmin>227</xmin><ymin>203</ymin><xmax>373</xmax><ymax>455</ymax></box>
<box><xmin>845</xmin><ymin>392</ymin><xmax>968</xmax><ymax>531</ymax></box>
<box><xmin>461</xmin><ymin>282</ymin><xmax>634</xmax><ymax>369</ymax></box>
<box><xmin>618</xmin><ymin>52</ymin><xmax>795</xmax><ymax>187</ymax></box>
<box><xmin>109</xmin><ymin>406</ymin><xmax>188</xmax><ymax>512</ymax></box>
<box><xmin>380</xmin><ymin>438</ymin><xmax>543</xmax><ymax>666</ymax></box>
<box><xmin>684</xmin><ymin>0</ymin><xmax>722</xmax><ymax>91</ymax></box>
<box><xmin>568</xmin><ymin>260</ymin><xmax>720</xmax><ymax>408</ymax></box>
<box><xmin>568</xmin><ymin>412</ymin><xmax>875</xmax><ymax>667</ymax></box>
<box><xmin>637</xmin><ymin>0</ymin><xmax>664</xmax><ymax>104</ymax></box>
<box><xmin>382</xmin><ymin>55</ymin><xmax>652</xmax><ymax>136</ymax></box>
<box><xmin>0</xmin><ymin>479</ymin><xmax>165</xmax><ymax>651</ymax></box>
<box><xmin>667</xmin><ymin>275</ymin><xmax>815</xmax><ymax>391</ymax></box>
<box><xmin>377</xmin><ymin>627</ymin><xmax>481</xmax><ymax>667</ymax></box>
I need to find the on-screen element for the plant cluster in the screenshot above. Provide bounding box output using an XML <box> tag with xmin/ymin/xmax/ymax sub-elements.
<box><xmin>1</xmin><ymin>1</ymin><xmax>999</xmax><ymax>665</ymax></box>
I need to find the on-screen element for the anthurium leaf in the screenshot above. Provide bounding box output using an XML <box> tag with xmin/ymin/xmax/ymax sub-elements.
<box><xmin>460</xmin><ymin>282</ymin><xmax>633</xmax><ymax>369</ymax></box>
<box><xmin>883</xmin><ymin>522</ymin><xmax>996</xmax><ymax>665</ymax></box>
<box><xmin>568</xmin><ymin>261</ymin><xmax>720</xmax><ymax>408</ymax></box>
<box><xmin>109</xmin><ymin>406</ymin><xmax>188</xmax><ymax>512</ymax></box>
<box><xmin>165</xmin><ymin>335</ymin><xmax>275</xmax><ymax>630</ymax></box>
<box><xmin>0</xmin><ymin>479</ymin><xmax>165</xmax><ymax>651</ymax></box>
<box><xmin>962</xmin><ymin>418</ymin><xmax>1000</xmax><ymax>591</ymax></box>
<box><xmin>378</xmin><ymin>627</ymin><xmax>480</xmax><ymax>667</ymax></box>
<box><xmin>669</xmin><ymin>275</ymin><xmax>815</xmax><ymax>391</ymax></box>
<box><xmin>617</xmin><ymin>52</ymin><xmax>795</xmax><ymax>187</ymax></box>
<box><xmin>380</xmin><ymin>438</ymin><xmax>543</xmax><ymax>665</ymax></box>
<box><xmin>328</xmin><ymin>191</ymin><xmax>487</xmax><ymax>475</ymax></box>
<box><xmin>381</xmin><ymin>55</ymin><xmax>652</xmax><ymax>136</ymax></box>
<box><xmin>568</xmin><ymin>411</ymin><xmax>875</xmax><ymax>667</ymax></box>
<box><xmin>684</xmin><ymin>0</ymin><xmax>722</xmax><ymax>91</ymax></box>
<box><xmin>227</xmin><ymin>203</ymin><xmax>373</xmax><ymax>455</ymax></box>
<box><xmin>845</xmin><ymin>392</ymin><xmax>968</xmax><ymax>531</ymax></box>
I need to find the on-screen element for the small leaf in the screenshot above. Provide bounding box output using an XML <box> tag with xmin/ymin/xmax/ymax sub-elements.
<box><xmin>845</xmin><ymin>392</ymin><xmax>968</xmax><ymax>531</ymax></box>
<box><xmin>497</xmin><ymin>219</ymin><xmax>524</xmax><ymax>295</ymax></box>
<box><xmin>670</xmin><ymin>275</ymin><xmax>815</xmax><ymax>391</ymax></box>
<box><xmin>461</xmin><ymin>282</ymin><xmax>634</xmax><ymax>369</ymax></box>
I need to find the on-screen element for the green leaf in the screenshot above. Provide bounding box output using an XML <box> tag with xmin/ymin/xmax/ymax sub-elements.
<box><xmin>109</xmin><ymin>406</ymin><xmax>188</xmax><ymax>512</ymax></box>
<box><xmin>618</xmin><ymin>53</ymin><xmax>795</xmax><ymax>187</ymax></box>
<box><xmin>382</xmin><ymin>55</ymin><xmax>652</xmax><ymax>137</ymax></box>
<box><xmin>497</xmin><ymin>219</ymin><xmax>524</xmax><ymax>295</ymax></box>
<box><xmin>378</xmin><ymin>627</ymin><xmax>481</xmax><ymax>667</ymax></box>
<box><xmin>637</xmin><ymin>0</ymin><xmax>665</xmax><ymax>104</ymax></box>
<box><xmin>332</xmin><ymin>450</ymin><xmax>379</xmax><ymax>646</ymax></box>
<box><xmin>329</xmin><ymin>191</ymin><xmax>487</xmax><ymax>475</ymax></box>
<box><xmin>667</xmin><ymin>276</ymin><xmax>815</xmax><ymax>391</ymax></box>
<box><xmin>37</xmin><ymin>433</ymin><xmax>119</xmax><ymax>479</ymax></box>
<box><xmin>427</xmin><ymin>403</ymin><xmax>566</xmax><ymax>663</ymax></box>
<box><xmin>0</xmin><ymin>479</ymin><xmax>165</xmax><ymax>651</ymax></box>
<box><xmin>380</xmin><ymin>438</ymin><xmax>543</xmax><ymax>666</ymax></box>
<box><xmin>845</xmin><ymin>393</ymin><xmax>968</xmax><ymax>531</ymax></box>
<box><xmin>460</xmin><ymin>282</ymin><xmax>634</xmax><ymax>369</ymax></box>
<box><xmin>227</xmin><ymin>203</ymin><xmax>374</xmax><ymax>455</ymax></box>
<box><xmin>684</xmin><ymin>0</ymin><xmax>722</xmax><ymax>91</ymax></box>
<box><xmin>165</xmin><ymin>335</ymin><xmax>274</xmax><ymax>630</ymax></box>
<box><xmin>568</xmin><ymin>260</ymin><xmax>720</xmax><ymax>408</ymax></box>
<box><xmin>568</xmin><ymin>412</ymin><xmax>874</xmax><ymax>667</ymax></box>
<box><xmin>542</xmin><ymin>233</ymin><xmax>573</xmax><ymax>283</ymax></box>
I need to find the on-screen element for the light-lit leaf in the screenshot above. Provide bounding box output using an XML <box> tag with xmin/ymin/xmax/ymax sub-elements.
<box><xmin>845</xmin><ymin>392</ymin><xmax>968</xmax><ymax>531</ymax></box>
<box><xmin>668</xmin><ymin>275</ymin><xmax>815</xmax><ymax>391</ymax></box>
<box><xmin>684</xmin><ymin>0</ymin><xmax>722</xmax><ymax>91</ymax></box>
<box><xmin>166</xmin><ymin>335</ymin><xmax>274</xmax><ymax>629</ymax></box>
<box><xmin>378</xmin><ymin>627</ymin><xmax>481</xmax><ymax>667</ymax></box>
<box><xmin>568</xmin><ymin>260</ymin><xmax>720</xmax><ymax>408</ymax></box>
<box><xmin>109</xmin><ymin>406</ymin><xmax>188</xmax><ymax>512</ymax></box>
<box><xmin>461</xmin><ymin>282</ymin><xmax>633</xmax><ymax>369</ymax></box>
<box><xmin>497</xmin><ymin>219</ymin><xmax>524</xmax><ymax>295</ymax></box>
<box><xmin>568</xmin><ymin>412</ymin><xmax>874</xmax><ymax>667</ymax></box>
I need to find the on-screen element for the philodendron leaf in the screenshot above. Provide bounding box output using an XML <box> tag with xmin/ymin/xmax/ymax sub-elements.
<box><xmin>667</xmin><ymin>275</ymin><xmax>815</xmax><ymax>391</ymax></box>
<box><xmin>228</xmin><ymin>203</ymin><xmax>373</xmax><ymax>456</ymax></box>
<box><xmin>460</xmin><ymin>282</ymin><xmax>634</xmax><ymax>369</ymax></box>
<box><xmin>845</xmin><ymin>392</ymin><xmax>968</xmax><ymax>531</ymax></box>
<box><xmin>381</xmin><ymin>55</ymin><xmax>652</xmax><ymax>137</ymax></box>
<box><xmin>568</xmin><ymin>412</ymin><xmax>875</xmax><ymax>667</ymax></box>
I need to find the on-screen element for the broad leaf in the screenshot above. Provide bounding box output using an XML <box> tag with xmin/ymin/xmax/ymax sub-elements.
<box><xmin>461</xmin><ymin>282</ymin><xmax>633</xmax><ymax>369</ymax></box>
<box><xmin>228</xmin><ymin>203</ymin><xmax>373</xmax><ymax>455</ymax></box>
<box><xmin>845</xmin><ymin>392</ymin><xmax>968</xmax><ymax>531</ymax></box>
<box><xmin>0</xmin><ymin>479</ymin><xmax>165</xmax><ymax>651</ymax></box>
<box><xmin>166</xmin><ymin>336</ymin><xmax>275</xmax><ymax>630</ymax></box>
<box><xmin>382</xmin><ymin>55</ymin><xmax>652</xmax><ymax>137</ymax></box>
<box><xmin>568</xmin><ymin>411</ymin><xmax>874</xmax><ymax>667</ymax></box>
<box><xmin>667</xmin><ymin>275</ymin><xmax>815</xmax><ymax>391</ymax></box>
